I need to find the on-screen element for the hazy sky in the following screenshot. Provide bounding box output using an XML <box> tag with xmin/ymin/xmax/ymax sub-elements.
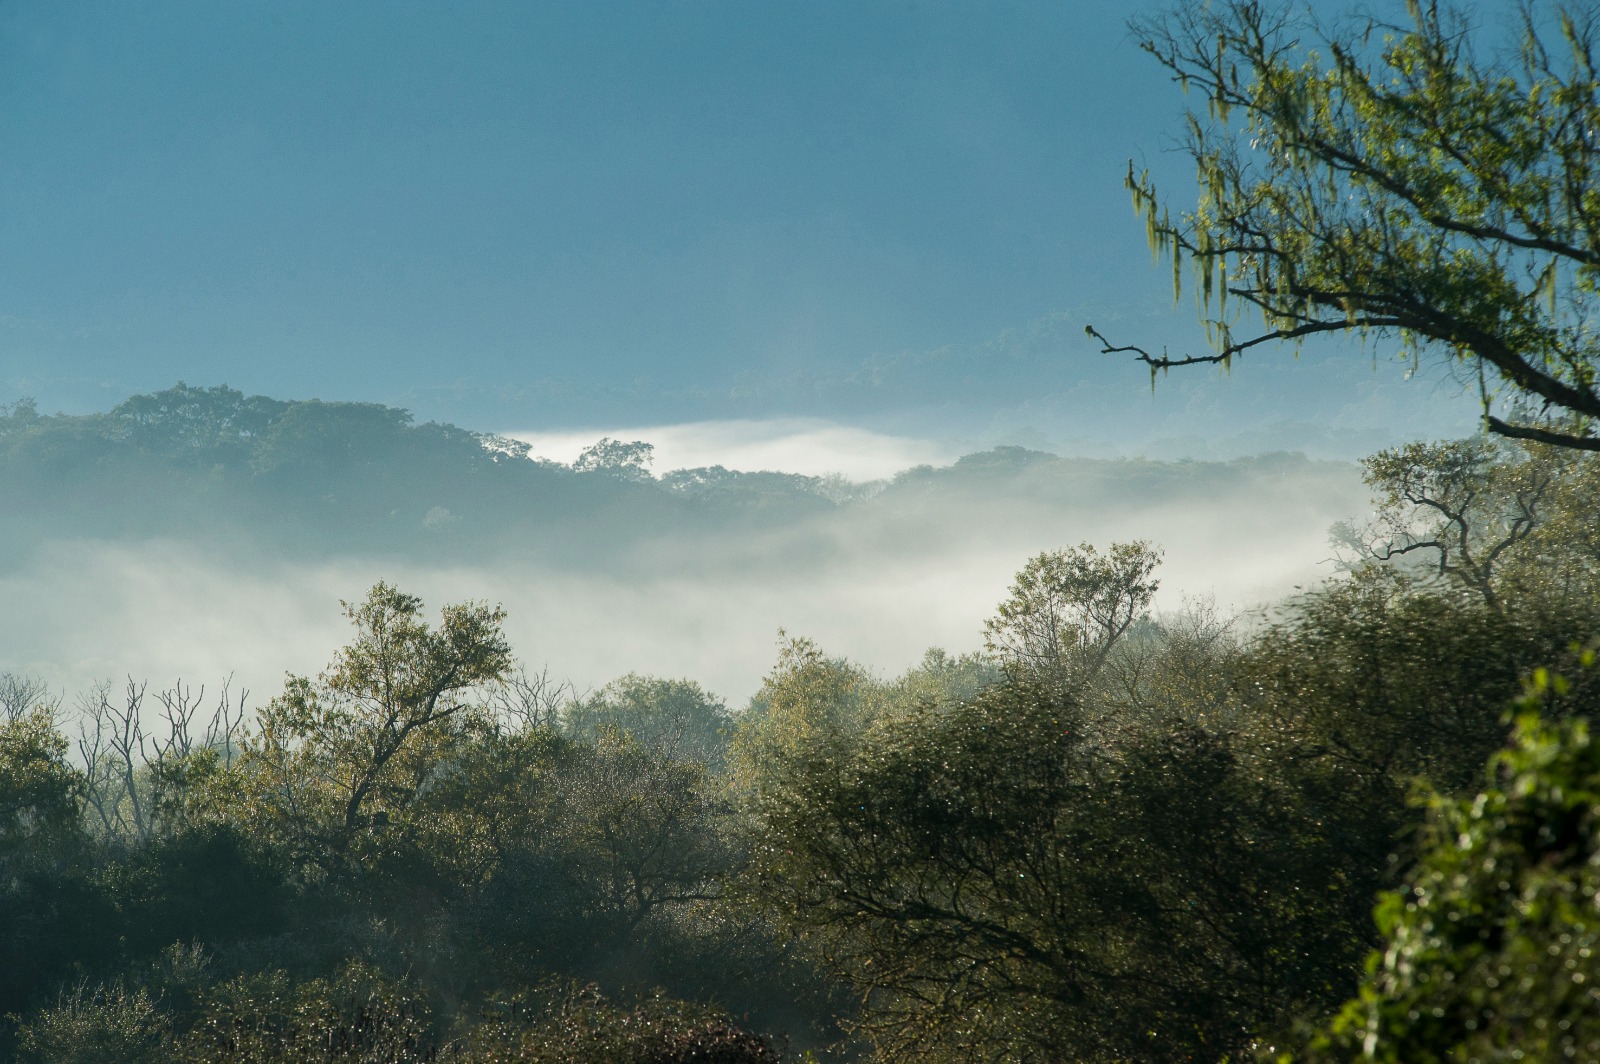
<box><xmin>2</xmin><ymin>0</ymin><xmax>1483</xmax><ymax>458</ymax></box>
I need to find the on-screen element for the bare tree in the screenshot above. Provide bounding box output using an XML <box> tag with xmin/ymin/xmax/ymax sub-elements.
<box><xmin>148</xmin><ymin>675</ymin><xmax>249</xmax><ymax>769</ymax></box>
<box><xmin>0</xmin><ymin>672</ymin><xmax>59</xmax><ymax>725</ymax></box>
<box><xmin>75</xmin><ymin>676</ymin><xmax>251</xmax><ymax>841</ymax></box>
<box><xmin>77</xmin><ymin>679</ymin><xmax>148</xmax><ymax>840</ymax></box>
<box><xmin>1097</xmin><ymin>597</ymin><xmax>1240</xmax><ymax>724</ymax></box>
<box><xmin>478</xmin><ymin>661</ymin><xmax>575</xmax><ymax>733</ymax></box>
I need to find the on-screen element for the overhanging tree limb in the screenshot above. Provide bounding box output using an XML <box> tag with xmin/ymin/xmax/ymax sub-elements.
<box><xmin>1090</xmin><ymin>0</ymin><xmax>1600</xmax><ymax>451</ymax></box>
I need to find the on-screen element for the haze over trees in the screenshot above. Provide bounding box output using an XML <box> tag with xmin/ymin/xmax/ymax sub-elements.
<box><xmin>0</xmin><ymin>382</ymin><xmax>1367</xmax><ymax>703</ymax></box>
<box><xmin>5</xmin><ymin>1</ymin><xmax>1600</xmax><ymax>1060</ymax></box>
<box><xmin>1</xmin><ymin>400</ymin><xmax>1596</xmax><ymax>1059</ymax></box>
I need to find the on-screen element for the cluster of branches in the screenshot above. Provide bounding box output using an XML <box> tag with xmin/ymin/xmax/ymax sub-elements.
<box><xmin>74</xmin><ymin>677</ymin><xmax>249</xmax><ymax>842</ymax></box>
<box><xmin>1090</xmin><ymin>0</ymin><xmax>1600</xmax><ymax>451</ymax></box>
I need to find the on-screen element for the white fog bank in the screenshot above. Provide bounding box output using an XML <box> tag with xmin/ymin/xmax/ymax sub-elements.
<box><xmin>509</xmin><ymin>419</ymin><xmax>967</xmax><ymax>481</ymax></box>
<box><xmin>2</xmin><ymin>455</ymin><xmax>1370</xmax><ymax>708</ymax></box>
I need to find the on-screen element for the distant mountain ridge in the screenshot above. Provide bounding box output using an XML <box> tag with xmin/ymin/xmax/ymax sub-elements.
<box><xmin>1</xmin><ymin>382</ymin><xmax>1361</xmax><ymax>570</ymax></box>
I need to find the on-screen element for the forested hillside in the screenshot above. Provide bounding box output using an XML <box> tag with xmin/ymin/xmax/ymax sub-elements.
<box><xmin>3</xmin><ymin>385</ymin><xmax>1599</xmax><ymax>1060</ymax></box>
<box><xmin>0</xmin><ymin>384</ymin><xmax>1367</xmax><ymax>703</ymax></box>
<box><xmin>0</xmin><ymin>383</ymin><xmax>1352</xmax><ymax>562</ymax></box>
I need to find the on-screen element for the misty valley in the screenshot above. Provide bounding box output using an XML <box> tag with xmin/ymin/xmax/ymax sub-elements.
<box><xmin>0</xmin><ymin>385</ymin><xmax>1367</xmax><ymax>703</ymax></box>
<box><xmin>12</xmin><ymin>0</ymin><xmax>1600</xmax><ymax>1055</ymax></box>
<box><xmin>2</xmin><ymin>384</ymin><xmax>1598</xmax><ymax>1062</ymax></box>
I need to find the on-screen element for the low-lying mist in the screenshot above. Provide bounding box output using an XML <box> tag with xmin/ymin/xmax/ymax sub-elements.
<box><xmin>2</xmin><ymin>404</ymin><xmax>1370</xmax><ymax>707</ymax></box>
<box><xmin>511</xmin><ymin>418</ymin><xmax>968</xmax><ymax>481</ymax></box>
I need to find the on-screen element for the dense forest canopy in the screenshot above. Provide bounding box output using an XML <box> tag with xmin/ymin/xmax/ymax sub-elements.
<box><xmin>2</xmin><ymin>376</ymin><xmax>1599</xmax><ymax>1060</ymax></box>
<box><xmin>7</xmin><ymin>0</ymin><xmax>1600</xmax><ymax>1058</ymax></box>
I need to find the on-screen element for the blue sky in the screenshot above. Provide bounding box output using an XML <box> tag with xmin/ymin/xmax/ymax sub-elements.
<box><xmin>1</xmin><ymin>0</ymin><xmax>1483</xmax><ymax>458</ymax></box>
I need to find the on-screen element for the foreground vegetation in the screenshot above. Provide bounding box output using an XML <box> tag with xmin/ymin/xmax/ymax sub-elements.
<box><xmin>9</xmin><ymin>0</ymin><xmax>1600</xmax><ymax>1054</ymax></box>
<box><xmin>2</xmin><ymin>424</ymin><xmax>1597</xmax><ymax>1061</ymax></box>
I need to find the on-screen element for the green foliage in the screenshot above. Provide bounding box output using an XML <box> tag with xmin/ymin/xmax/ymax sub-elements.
<box><xmin>8</xmin><ymin>421</ymin><xmax>1596</xmax><ymax>1060</ymax></box>
<box><xmin>0</xmin><ymin>709</ymin><xmax>116</xmax><ymax>1024</ymax></box>
<box><xmin>248</xmin><ymin>401</ymin><xmax>416</xmax><ymax>480</ymax></box>
<box><xmin>464</xmin><ymin>983</ymin><xmax>781</xmax><ymax>1064</ymax></box>
<box><xmin>176</xmin><ymin>964</ymin><xmax>437</xmax><ymax>1063</ymax></box>
<box><xmin>982</xmin><ymin>540</ymin><xmax>1161</xmax><ymax>685</ymax></box>
<box><xmin>730</xmin><ymin>636</ymin><xmax>885</xmax><ymax>794</ymax></box>
<box><xmin>1348</xmin><ymin>437</ymin><xmax>1598</xmax><ymax>611</ymax></box>
<box><xmin>749</xmin><ymin>678</ymin><xmax>1359</xmax><ymax>1061</ymax></box>
<box><xmin>881</xmin><ymin>646</ymin><xmax>1001</xmax><ymax>713</ymax></box>
<box><xmin>111</xmin><ymin>384</ymin><xmax>288</xmax><ymax>470</ymax></box>
<box><xmin>1298</xmin><ymin>653</ymin><xmax>1600</xmax><ymax>1061</ymax></box>
<box><xmin>564</xmin><ymin>674</ymin><xmax>732</xmax><ymax>767</ymax></box>
<box><xmin>0</xmin><ymin>385</ymin><xmax>593</xmax><ymax>559</ymax></box>
<box><xmin>443</xmin><ymin>725</ymin><xmax>744</xmax><ymax>1000</ymax></box>
<box><xmin>15</xmin><ymin>983</ymin><xmax>169</xmax><ymax>1064</ymax></box>
<box><xmin>572</xmin><ymin>438</ymin><xmax>654</xmax><ymax>481</ymax></box>
<box><xmin>0</xmin><ymin>873</ymin><xmax>120</xmax><ymax>1037</ymax></box>
<box><xmin>659</xmin><ymin>465</ymin><xmax>847</xmax><ymax>508</ymax></box>
<box><xmin>18</xmin><ymin>969</ymin><xmax>790</xmax><ymax>1063</ymax></box>
<box><xmin>238</xmin><ymin>583</ymin><xmax>511</xmax><ymax>877</ymax></box>
<box><xmin>1102</xmin><ymin>1</ymin><xmax>1600</xmax><ymax>450</ymax></box>
<box><xmin>1243</xmin><ymin>568</ymin><xmax>1593</xmax><ymax>797</ymax></box>
<box><xmin>1540</xmin><ymin>442</ymin><xmax>1600</xmax><ymax>568</ymax></box>
<box><xmin>395</xmin><ymin>723</ymin><xmax>567</xmax><ymax>900</ymax></box>
<box><xmin>544</xmin><ymin>730</ymin><xmax>733</xmax><ymax>932</ymax></box>
<box><xmin>0</xmin><ymin>386</ymin><xmax>1366</xmax><ymax>580</ymax></box>
<box><xmin>106</xmin><ymin>824</ymin><xmax>292</xmax><ymax>959</ymax></box>
<box><xmin>0</xmin><ymin>708</ymin><xmax>83</xmax><ymax>868</ymax></box>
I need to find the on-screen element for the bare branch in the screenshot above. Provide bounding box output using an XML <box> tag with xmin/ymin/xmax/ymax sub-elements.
<box><xmin>1486</xmin><ymin>415</ymin><xmax>1600</xmax><ymax>451</ymax></box>
<box><xmin>0</xmin><ymin>672</ymin><xmax>59</xmax><ymax>725</ymax></box>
